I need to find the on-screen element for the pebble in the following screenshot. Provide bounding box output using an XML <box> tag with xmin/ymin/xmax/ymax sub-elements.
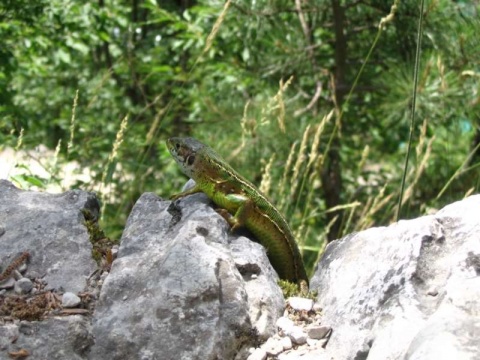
<box><xmin>427</xmin><ymin>287</ymin><xmax>438</xmax><ymax>296</ymax></box>
<box><xmin>288</xmin><ymin>326</ymin><xmax>307</xmax><ymax>345</ymax></box>
<box><xmin>18</xmin><ymin>262</ymin><xmax>28</xmax><ymax>273</ymax></box>
<box><xmin>0</xmin><ymin>277</ymin><xmax>16</xmax><ymax>290</ymax></box>
<box><xmin>14</xmin><ymin>278</ymin><xmax>33</xmax><ymax>294</ymax></box>
<box><xmin>44</xmin><ymin>284</ymin><xmax>55</xmax><ymax>292</ymax></box>
<box><xmin>276</xmin><ymin>317</ymin><xmax>294</xmax><ymax>334</ymax></box>
<box><xmin>13</xmin><ymin>270</ymin><xmax>23</xmax><ymax>281</ymax></box>
<box><xmin>254</xmin><ymin>297</ymin><xmax>332</xmax><ymax>359</ymax></box>
<box><xmin>111</xmin><ymin>245</ymin><xmax>119</xmax><ymax>259</ymax></box>
<box><xmin>307</xmin><ymin>338</ymin><xmax>319</xmax><ymax>347</ymax></box>
<box><xmin>181</xmin><ymin>179</ymin><xmax>196</xmax><ymax>192</ymax></box>
<box><xmin>62</xmin><ymin>292</ymin><xmax>81</xmax><ymax>308</ymax></box>
<box><xmin>287</xmin><ymin>297</ymin><xmax>314</xmax><ymax>312</ymax></box>
<box><xmin>247</xmin><ymin>347</ymin><xmax>266</xmax><ymax>360</ymax></box>
<box><xmin>306</xmin><ymin>325</ymin><xmax>331</xmax><ymax>340</ymax></box>
<box><xmin>281</xmin><ymin>336</ymin><xmax>292</xmax><ymax>350</ymax></box>
<box><xmin>264</xmin><ymin>337</ymin><xmax>284</xmax><ymax>356</ymax></box>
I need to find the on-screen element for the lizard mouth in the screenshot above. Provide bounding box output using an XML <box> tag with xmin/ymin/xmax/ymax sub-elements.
<box><xmin>167</xmin><ymin>138</ymin><xmax>194</xmax><ymax>166</ymax></box>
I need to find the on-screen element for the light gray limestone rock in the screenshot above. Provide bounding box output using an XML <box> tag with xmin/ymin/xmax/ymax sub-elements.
<box><xmin>311</xmin><ymin>194</ymin><xmax>480</xmax><ymax>360</ymax></box>
<box><xmin>0</xmin><ymin>180</ymin><xmax>98</xmax><ymax>293</ymax></box>
<box><xmin>89</xmin><ymin>192</ymin><xmax>284</xmax><ymax>360</ymax></box>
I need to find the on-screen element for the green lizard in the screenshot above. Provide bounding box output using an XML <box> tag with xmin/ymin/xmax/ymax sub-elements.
<box><xmin>167</xmin><ymin>137</ymin><xmax>309</xmax><ymax>287</ymax></box>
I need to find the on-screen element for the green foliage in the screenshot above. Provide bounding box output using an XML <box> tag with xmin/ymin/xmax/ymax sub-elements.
<box><xmin>2</xmin><ymin>0</ymin><xmax>479</xmax><ymax>276</ymax></box>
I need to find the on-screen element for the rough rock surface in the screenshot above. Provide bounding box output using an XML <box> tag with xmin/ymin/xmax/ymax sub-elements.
<box><xmin>0</xmin><ymin>180</ymin><xmax>98</xmax><ymax>293</ymax></box>
<box><xmin>2</xmin><ymin>179</ymin><xmax>479</xmax><ymax>360</ymax></box>
<box><xmin>1</xmin><ymin>316</ymin><xmax>93</xmax><ymax>359</ymax></box>
<box><xmin>89</xmin><ymin>192</ymin><xmax>284</xmax><ymax>360</ymax></box>
<box><xmin>311</xmin><ymin>194</ymin><xmax>480</xmax><ymax>360</ymax></box>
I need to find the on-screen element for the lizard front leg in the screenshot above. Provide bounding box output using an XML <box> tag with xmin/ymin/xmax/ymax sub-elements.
<box><xmin>220</xmin><ymin>194</ymin><xmax>255</xmax><ymax>232</ymax></box>
<box><xmin>170</xmin><ymin>184</ymin><xmax>203</xmax><ymax>200</ymax></box>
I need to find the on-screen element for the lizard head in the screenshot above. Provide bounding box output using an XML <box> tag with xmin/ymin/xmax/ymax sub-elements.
<box><xmin>166</xmin><ymin>137</ymin><xmax>206</xmax><ymax>179</ymax></box>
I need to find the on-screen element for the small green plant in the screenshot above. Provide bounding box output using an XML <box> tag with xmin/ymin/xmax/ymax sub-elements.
<box><xmin>278</xmin><ymin>280</ymin><xmax>317</xmax><ymax>300</ymax></box>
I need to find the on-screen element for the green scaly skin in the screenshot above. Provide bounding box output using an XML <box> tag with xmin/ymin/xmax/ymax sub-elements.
<box><xmin>166</xmin><ymin>137</ymin><xmax>309</xmax><ymax>287</ymax></box>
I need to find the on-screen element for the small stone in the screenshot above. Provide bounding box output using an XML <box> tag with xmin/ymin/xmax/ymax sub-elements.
<box><xmin>263</xmin><ymin>337</ymin><xmax>284</xmax><ymax>356</ymax></box>
<box><xmin>281</xmin><ymin>336</ymin><xmax>292</xmax><ymax>350</ymax></box>
<box><xmin>13</xmin><ymin>270</ymin><xmax>23</xmax><ymax>281</ymax></box>
<box><xmin>62</xmin><ymin>292</ymin><xmax>81</xmax><ymax>308</ymax></box>
<box><xmin>111</xmin><ymin>245</ymin><xmax>119</xmax><ymax>259</ymax></box>
<box><xmin>247</xmin><ymin>347</ymin><xmax>267</xmax><ymax>360</ymax></box>
<box><xmin>276</xmin><ymin>317</ymin><xmax>294</xmax><ymax>334</ymax></box>
<box><xmin>14</xmin><ymin>278</ymin><xmax>33</xmax><ymax>294</ymax></box>
<box><xmin>288</xmin><ymin>326</ymin><xmax>307</xmax><ymax>345</ymax></box>
<box><xmin>0</xmin><ymin>225</ymin><xmax>5</xmax><ymax>237</ymax></box>
<box><xmin>313</xmin><ymin>302</ymin><xmax>322</xmax><ymax>312</ymax></box>
<box><xmin>287</xmin><ymin>297</ymin><xmax>314</xmax><ymax>312</ymax></box>
<box><xmin>427</xmin><ymin>287</ymin><xmax>438</xmax><ymax>296</ymax></box>
<box><xmin>307</xmin><ymin>325</ymin><xmax>331</xmax><ymax>340</ymax></box>
<box><xmin>0</xmin><ymin>277</ymin><xmax>15</xmax><ymax>289</ymax></box>
<box><xmin>18</xmin><ymin>262</ymin><xmax>28</xmax><ymax>273</ymax></box>
<box><xmin>307</xmin><ymin>338</ymin><xmax>319</xmax><ymax>348</ymax></box>
<box><xmin>182</xmin><ymin>179</ymin><xmax>197</xmax><ymax>192</ymax></box>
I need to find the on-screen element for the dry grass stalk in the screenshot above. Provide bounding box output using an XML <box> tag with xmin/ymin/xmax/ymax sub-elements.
<box><xmin>259</xmin><ymin>154</ymin><xmax>275</xmax><ymax>196</ymax></box>
<box><xmin>100</xmin><ymin>114</ymin><xmax>129</xmax><ymax>203</ymax></box>
<box><xmin>290</xmin><ymin>124</ymin><xmax>311</xmax><ymax>198</ymax></box>
<box><xmin>15</xmin><ymin>128</ymin><xmax>24</xmax><ymax>152</ymax></box>
<box><xmin>358</xmin><ymin>145</ymin><xmax>370</xmax><ymax>171</ymax></box>
<box><xmin>240</xmin><ymin>100</ymin><xmax>252</xmax><ymax>148</ymax></box>
<box><xmin>379</xmin><ymin>0</ymin><xmax>398</xmax><ymax>30</ymax></box>
<box><xmin>273</xmin><ymin>77</ymin><xmax>294</xmax><ymax>133</ymax></box>
<box><xmin>68</xmin><ymin>89</ymin><xmax>79</xmax><ymax>156</ymax></box>
<box><xmin>306</xmin><ymin>110</ymin><xmax>333</xmax><ymax>171</ymax></box>
<box><xmin>402</xmin><ymin>120</ymin><xmax>434</xmax><ymax>205</ymax></box>
<box><xmin>203</xmin><ymin>0</ymin><xmax>232</xmax><ymax>56</ymax></box>
<box><xmin>279</xmin><ymin>142</ymin><xmax>297</xmax><ymax>211</ymax></box>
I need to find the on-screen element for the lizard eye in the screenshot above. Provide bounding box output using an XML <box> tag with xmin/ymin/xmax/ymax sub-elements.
<box><xmin>186</xmin><ymin>155</ymin><xmax>195</xmax><ymax>166</ymax></box>
<box><xmin>175</xmin><ymin>143</ymin><xmax>180</xmax><ymax>150</ymax></box>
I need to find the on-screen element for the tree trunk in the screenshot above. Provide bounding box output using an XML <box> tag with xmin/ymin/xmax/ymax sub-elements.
<box><xmin>322</xmin><ymin>0</ymin><xmax>347</xmax><ymax>242</ymax></box>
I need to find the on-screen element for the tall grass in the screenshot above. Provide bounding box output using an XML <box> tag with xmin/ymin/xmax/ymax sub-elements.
<box><xmin>5</xmin><ymin>0</ymin><xmax>477</xmax><ymax>274</ymax></box>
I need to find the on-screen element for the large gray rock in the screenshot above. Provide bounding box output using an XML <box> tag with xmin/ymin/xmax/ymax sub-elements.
<box><xmin>0</xmin><ymin>180</ymin><xmax>98</xmax><ymax>293</ymax></box>
<box><xmin>311</xmin><ymin>195</ymin><xmax>480</xmax><ymax>360</ymax></box>
<box><xmin>90</xmin><ymin>192</ymin><xmax>284</xmax><ymax>360</ymax></box>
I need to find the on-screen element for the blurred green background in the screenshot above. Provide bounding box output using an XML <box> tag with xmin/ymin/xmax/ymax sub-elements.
<box><xmin>1</xmin><ymin>0</ymin><xmax>479</xmax><ymax>275</ymax></box>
